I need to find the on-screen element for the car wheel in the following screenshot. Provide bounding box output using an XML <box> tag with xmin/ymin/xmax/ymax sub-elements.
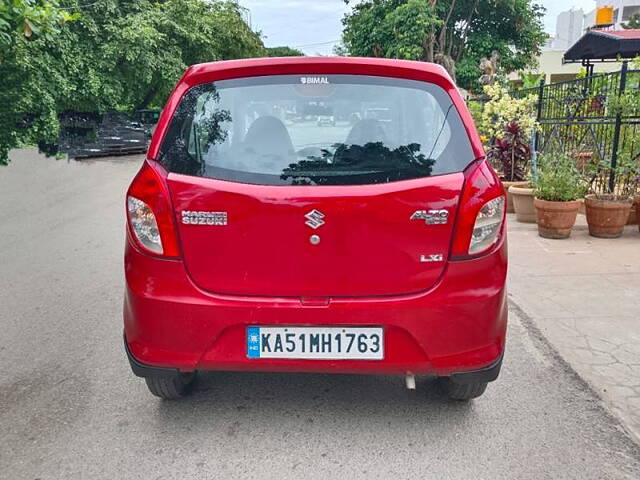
<box><xmin>439</xmin><ymin>378</ymin><xmax>488</xmax><ymax>400</ymax></box>
<box><xmin>144</xmin><ymin>373</ymin><xmax>195</xmax><ymax>400</ymax></box>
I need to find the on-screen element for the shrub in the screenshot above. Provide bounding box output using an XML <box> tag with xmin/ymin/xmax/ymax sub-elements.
<box><xmin>534</xmin><ymin>152</ymin><xmax>587</xmax><ymax>202</ymax></box>
<box><xmin>585</xmin><ymin>155</ymin><xmax>640</xmax><ymax>200</ymax></box>
<box><xmin>479</xmin><ymin>84</ymin><xmax>538</xmax><ymax>181</ymax></box>
<box><xmin>478</xmin><ymin>84</ymin><xmax>537</xmax><ymax>143</ymax></box>
<box><xmin>487</xmin><ymin>121</ymin><xmax>531</xmax><ymax>181</ymax></box>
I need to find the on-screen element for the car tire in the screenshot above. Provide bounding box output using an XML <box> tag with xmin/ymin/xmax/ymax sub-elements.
<box><xmin>144</xmin><ymin>373</ymin><xmax>195</xmax><ymax>400</ymax></box>
<box><xmin>439</xmin><ymin>379</ymin><xmax>488</xmax><ymax>400</ymax></box>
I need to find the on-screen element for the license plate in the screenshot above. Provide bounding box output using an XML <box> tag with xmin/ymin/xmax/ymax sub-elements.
<box><xmin>247</xmin><ymin>327</ymin><xmax>384</xmax><ymax>360</ymax></box>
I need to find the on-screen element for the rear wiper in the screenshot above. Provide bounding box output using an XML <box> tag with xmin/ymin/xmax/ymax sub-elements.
<box><xmin>192</xmin><ymin>123</ymin><xmax>202</xmax><ymax>164</ymax></box>
<box><xmin>283</xmin><ymin>169</ymin><xmax>381</xmax><ymax>176</ymax></box>
<box><xmin>426</xmin><ymin>104</ymin><xmax>453</xmax><ymax>161</ymax></box>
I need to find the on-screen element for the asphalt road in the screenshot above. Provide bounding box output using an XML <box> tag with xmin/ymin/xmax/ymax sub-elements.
<box><xmin>1</xmin><ymin>149</ymin><xmax>639</xmax><ymax>480</ymax></box>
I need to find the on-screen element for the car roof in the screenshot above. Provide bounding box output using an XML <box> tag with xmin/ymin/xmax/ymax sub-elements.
<box><xmin>182</xmin><ymin>56</ymin><xmax>455</xmax><ymax>90</ymax></box>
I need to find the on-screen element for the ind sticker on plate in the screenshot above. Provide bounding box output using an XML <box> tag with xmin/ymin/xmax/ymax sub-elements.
<box><xmin>247</xmin><ymin>327</ymin><xmax>261</xmax><ymax>359</ymax></box>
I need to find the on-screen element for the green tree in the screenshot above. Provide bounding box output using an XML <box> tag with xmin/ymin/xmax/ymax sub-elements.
<box><xmin>266</xmin><ymin>46</ymin><xmax>304</xmax><ymax>57</ymax></box>
<box><xmin>0</xmin><ymin>0</ymin><xmax>77</xmax><ymax>164</ymax></box>
<box><xmin>341</xmin><ymin>0</ymin><xmax>546</xmax><ymax>90</ymax></box>
<box><xmin>0</xmin><ymin>0</ymin><xmax>265</xmax><ymax>165</ymax></box>
<box><xmin>0</xmin><ymin>0</ymin><xmax>74</xmax><ymax>45</ymax></box>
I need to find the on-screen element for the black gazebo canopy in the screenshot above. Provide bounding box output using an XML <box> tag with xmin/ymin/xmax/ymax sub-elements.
<box><xmin>564</xmin><ymin>29</ymin><xmax>640</xmax><ymax>64</ymax></box>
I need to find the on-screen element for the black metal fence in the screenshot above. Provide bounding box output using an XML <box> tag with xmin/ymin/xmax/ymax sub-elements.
<box><xmin>471</xmin><ymin>62</ymin><xmax>640</xmax><ymax>193</ymax></box>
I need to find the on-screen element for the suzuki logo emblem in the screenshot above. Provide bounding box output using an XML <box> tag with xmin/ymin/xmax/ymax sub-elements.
<box><xmin>305</xmin><ymin>209</ymin><xmax>325</xmax><ymax>229</ymax></box>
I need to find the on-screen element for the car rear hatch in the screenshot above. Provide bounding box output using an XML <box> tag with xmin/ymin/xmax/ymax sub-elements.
<box><xmin>157</xmin><ymin>72</ymin><xmax>476</xmax><ymax>297</ymax></box>
<box><xmin>168</xmin><ymin>173</ymin><xmax>463</xmax><ymax>297</ymax></box>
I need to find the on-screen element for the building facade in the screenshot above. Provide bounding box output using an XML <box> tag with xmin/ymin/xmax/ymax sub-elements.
<box><xmin>512</xmin><ymin>3</ymin><xmax>640</xmax><ymax>86</ymax></box>
<box><xmin>593</xmin><ymin>0</ymin><xmax>640</xmax><ymax>28</ymax></box>
<box><xmin>551</xmin><ymin>8</ymin><xmax>587</xmax><ymax>50</ymax></box>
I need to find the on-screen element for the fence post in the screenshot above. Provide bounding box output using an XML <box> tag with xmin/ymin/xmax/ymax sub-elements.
<box><xmin>534</xmin><ymin>77</ymin><xmax>545</xmax><ymax>153</ymax></box>
<box><xmin>609</xmin><ymin>60</ymin><xmax>629</xmax><ymax>192</ymax></box>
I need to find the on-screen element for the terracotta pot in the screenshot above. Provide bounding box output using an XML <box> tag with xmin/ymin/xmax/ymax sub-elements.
<box><xmin>584</xmin><ymin>194</ymin><xmax>633</xmax><ymax>238</ymax></box>
<box><xmin>636</xmin><ymin>196</ymin><xmax>640</xmax><ymax>232</ymax></box>
<box><xmin>627</xmin><ymin>201</ymin><xmax>638</xmax><ymax>225</ymax></box>
<box><xmin>502</xmin><ymin>180</ymin><xmax>528</xmax><ymax>213</ymax></box>
<box><xmin>534</xmin><ymin>198</ymin><xmax>581</xmax><ymax>239</ymax></box>
<box><xmin>509</xmin><ymin>185</ymin><xmax>536</xmax><ymax>223</ymax></box>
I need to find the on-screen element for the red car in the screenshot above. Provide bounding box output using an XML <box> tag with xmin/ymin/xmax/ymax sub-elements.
<box><xmin>124</xmin><ymin>57</ymin><xmax>507</xmax><ymax>400</ymax></box>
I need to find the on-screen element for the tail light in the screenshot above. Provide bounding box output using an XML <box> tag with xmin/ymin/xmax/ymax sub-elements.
<box><xmin>451</xmin><ymin>161</ymin><xmax>506</xmax><ymax>260</ymax></box>
<box><xmin>126</xmin><ymin>161</ymin><xmax>180</xmax><ymax>258</ymax></box>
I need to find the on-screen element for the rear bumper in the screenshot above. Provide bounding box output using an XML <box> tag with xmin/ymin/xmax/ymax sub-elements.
<box><xmin>123</xmin><ymin>237</ymin><xmax>508</xmax><ymax>377</ymax></box>
<box><xmin>125</xmin><ymin>334</ymin><xmax>504</xmax><ymax>383</ymax></box>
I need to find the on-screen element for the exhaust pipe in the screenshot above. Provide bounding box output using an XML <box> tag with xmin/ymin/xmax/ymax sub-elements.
<box><xmin>405</xmin><ymin>373</ymin><xmax>416</xmax><ymax>390</ymax></box>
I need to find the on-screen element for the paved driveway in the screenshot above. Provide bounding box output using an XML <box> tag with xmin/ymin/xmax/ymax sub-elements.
<box><xmin>509</xmin><ymin>213</ymin><xmax>640</xmax><ymax>442</ymax></box>
<box><xmin>1</xmin><ymin>149</ymin><xmax>639</xmax><ymax>479</ymax></box>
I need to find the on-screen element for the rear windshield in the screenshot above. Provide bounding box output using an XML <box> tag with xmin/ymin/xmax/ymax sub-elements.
<box><xmin>158</xmin><ymin>75</ymin><xmax>474</xmax><ymax>186</ymax></box>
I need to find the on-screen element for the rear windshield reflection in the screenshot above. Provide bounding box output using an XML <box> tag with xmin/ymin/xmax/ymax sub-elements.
<box><xmin>158</xmin><ymin>75</ymin><xmax>473</xmax><ymax>186</ymax></box>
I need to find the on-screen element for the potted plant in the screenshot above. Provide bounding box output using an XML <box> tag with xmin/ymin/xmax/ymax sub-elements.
<box><xmin>487</xmin><ymin>122</ymin><xmax>533</xmax><ymax>218</ymax></box>
<box><xmin>533</xmin><ymin>152</ymin><xmax>587</xmax><ymax>239</ymax></box>
<box><xmin>584</xmin><ymin>157</ymin><xmax>639</xmax><ymax>238</ymax></box>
